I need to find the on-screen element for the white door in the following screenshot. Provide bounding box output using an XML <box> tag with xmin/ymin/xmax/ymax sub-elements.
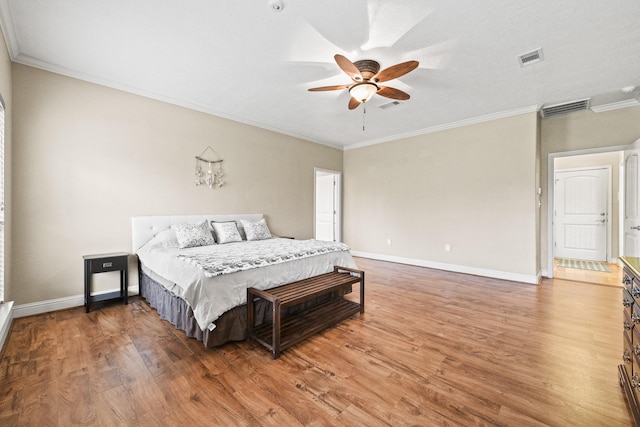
<box><xmin>315</xmin><ymin>169</ymin><xmax>341</xmax><ymax>242</ymax></box>
<box><xmin>624</xmin><ymin>145</ymin><xmax>640</xmax><ymax>256</ymax></box>
<box><xmin>554</xmin><ymin>168</ymin><xmax>608</xmax><ymax>261</ymax></box>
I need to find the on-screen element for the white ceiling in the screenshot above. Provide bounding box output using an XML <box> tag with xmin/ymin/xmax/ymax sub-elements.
<box><xmin>1</xmin><ymin>0</ymin><xmax>639</xmax><ymax>149</ymax></box>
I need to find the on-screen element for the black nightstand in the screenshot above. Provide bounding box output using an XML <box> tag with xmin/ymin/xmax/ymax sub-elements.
<box><xmin>84</xmin><ymin>252</ymin><xmax>129</xmax><ymax>313</ymax></box>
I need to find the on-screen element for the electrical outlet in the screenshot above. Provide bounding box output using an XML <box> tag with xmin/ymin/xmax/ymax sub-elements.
<box><xmin>387</xmin><ymin>238</ymin><xmax>392</xmax><ymax>245</ymax></box>
<box><xmin>445</xmin><ymin>244</ymin><xmax>451</xmax><ymax>252</ymax></box>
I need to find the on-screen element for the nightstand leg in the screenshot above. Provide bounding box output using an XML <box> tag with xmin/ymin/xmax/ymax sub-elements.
<box><xmin>122</xmin><ymin>267</ymin><xmax>128</xmax><ymax>305</ymax></box>
<box><xmin>84</xmin><ymin>260</ymin><xmax>91</xmax><ymax>313</ymax></box>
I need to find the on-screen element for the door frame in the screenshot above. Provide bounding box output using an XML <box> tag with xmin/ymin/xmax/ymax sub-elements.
<box><xmin>553</xmin><ymin>165</ymin><xmax>611</xmax><ymax>262</ymax></box>
<box><xmin>547</xmin><ymin>146</ymin><xmax>626</xmax><ymax>278</ymax></box>
<box><xmin>314</xmin><ymin>168</ymin><xmax>342</xmax><ymax>242</ymax></box>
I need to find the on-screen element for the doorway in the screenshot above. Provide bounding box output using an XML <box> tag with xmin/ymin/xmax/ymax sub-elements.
<box><xmin>314</xmin><ymin>168</ymin><xmax>341</xmax><ymax>242</ymax></box>
<box><xmin>550</xmin><ymin>151</ymin><xmax>622</xmax><ymax>285</ymax></box>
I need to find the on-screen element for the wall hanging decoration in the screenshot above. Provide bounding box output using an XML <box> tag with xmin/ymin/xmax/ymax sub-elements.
<box><xmin>195</xmin><ymin>146</ymin><xmax>224</xmax><ymax>189</ymax></box>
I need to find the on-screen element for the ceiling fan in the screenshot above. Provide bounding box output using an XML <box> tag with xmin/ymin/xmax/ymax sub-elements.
<box><xmin>309</xmin><ymin>54</ymin><xmax>419</xmax><ymax>110</ymax></box>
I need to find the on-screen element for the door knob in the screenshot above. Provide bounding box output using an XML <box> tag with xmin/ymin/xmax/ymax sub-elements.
<box><xmin>632</xmin><ymin>225</ymin><xmax>640</xmax><ymax>231</ymax></box>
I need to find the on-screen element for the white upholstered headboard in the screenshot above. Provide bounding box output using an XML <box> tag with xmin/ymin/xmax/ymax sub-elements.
<box><xmin>131</xmin><ymin>214</ymin><xmax>264</xmax><ymax>253</ymax></box>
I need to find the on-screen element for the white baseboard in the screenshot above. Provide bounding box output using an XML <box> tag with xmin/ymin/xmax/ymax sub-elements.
<box><xmin>351</xmin><ymin>251</ymin><xmax>540</xmax><ymax>285</ymax></box>
<box><xmin>0</xmin><ymin>301</ymin><xmax>14</xmax><ymax>354</ymax></box>
<box><xmin>13</xmin><ymin>294</ymin><xmax>85</xmax><ymax>318</ymax></box>
<box><xmin>13</xmin><ymin>286</ymin><xmax>139</xmax><ymax>319</ymax></box>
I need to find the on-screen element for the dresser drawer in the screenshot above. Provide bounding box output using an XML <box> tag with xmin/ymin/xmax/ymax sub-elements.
<box><xmin>632</xmin><ymin>279</ymin><xmax>640</xmax><ymax>304</ymax></box>
<box><xmin>625</xmin><ymin>329</ymin><xmax>635</xmax><ymax>381</ymax></box>
<box><xmin>633</xmin><ymin>347</ymin><xmax>640</xmax><ymax>404</ymax></box>
<box><xmin>625</xmin><ymin>288</ymin><xmax>635</xmax><ymax>319</ymax></box>
<box><xmin>85</xmin><ymin>254</ymin><xmax>128</xmax><ymax>274</ymax></box>
<box><xmin>634</xmin><ymin>327</ymin><xmax>640</xmax><ymax>362</ymax></box>
<box><xmin>633</xmin><ymin>303</ymin><xmax>640</xmax><ymax>329</ymax></box>
<box><xmin>625</xmin><ymin>309</ymin><xmax>634</xmax><ymax>344</ymax></box>
<box><xmin>624</xmin><ymin>268</ymin><xmax>635</xmax><ymax>292</ymax></box>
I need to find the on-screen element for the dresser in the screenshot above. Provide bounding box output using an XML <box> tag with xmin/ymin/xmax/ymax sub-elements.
<box><xmin>619</xmin><ymin>256</ymin><xmax>640</xmax><ymax>425</ymax></box>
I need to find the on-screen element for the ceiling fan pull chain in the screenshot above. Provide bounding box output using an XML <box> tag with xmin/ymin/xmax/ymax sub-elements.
<box><xmin>362</xmin><ymin>106</ymin><xmax>366</xmax><ymax>131</ymax></box>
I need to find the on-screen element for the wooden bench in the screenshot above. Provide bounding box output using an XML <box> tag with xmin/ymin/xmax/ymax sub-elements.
<box><xmin>247</xmin><ymin>266</ymin><xmax>365</xmax><ymax>359</ymax></box>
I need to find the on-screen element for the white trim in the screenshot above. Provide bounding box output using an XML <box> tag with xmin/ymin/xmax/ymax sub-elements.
<box><xmin>591</xmin><ymin>99</ymin><xmax>640</xmax><ymax>113</ymax></box>
<box><xmin>351</xmin><ymin>251</ymin><xmax>540</xmax><ymax>285</ymax></box>
<box><xmin>13</xmin><ymin>286</ymin><xmax>139</xmax><ymax>318</ymax></box>
<box><xmin>0</xmin><ymin>0</ymin><xmax>19</xmax><ymax>58</ymax></box>
<box><xmin>0</xmin><ymin>301</ymin><xmax>13</xmax><ymax>353</ymax></box>
<box><xmin>344</xmin><ymin>105</ymin><xmax>541</xmax><ymax>150</ymax></box>
<box><xmin>14</xmin><ymin>295</ymin><xmax>84</xmax><ymax>318</ymax></box>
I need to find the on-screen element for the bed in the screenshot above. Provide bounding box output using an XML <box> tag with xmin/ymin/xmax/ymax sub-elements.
<box><xmin>132</xmin><ymin>214</ymin><xmax>358</xmax><ymax>348</ymax></box>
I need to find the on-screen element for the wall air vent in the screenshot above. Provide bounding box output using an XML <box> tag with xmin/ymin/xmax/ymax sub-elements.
<box><xmin>540</xmin><ymin>98</ymin><xmax>591</xmax><ymax>118</ymax></box>
<box><xmin>518</xmin><ymin>48</ymin><xmax>543</xmax><ymax>66</ymax></box>
<box><xmin>379</xmin><ymin>100</ymin><xmax>401</xmax><ymax>109</ymax></box>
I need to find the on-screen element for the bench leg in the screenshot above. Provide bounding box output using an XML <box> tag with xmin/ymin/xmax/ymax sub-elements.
<box><xmin>247</xmin><ymin>291</ymin><xmax>255</xmax><ymax>338</ymax></box>
<box><xmin>272</xmin><ymin>300</ymin><xmax>281</xmax><ymax>359</ymax></box>
<box><xmin>359</xmin><ymin>272</ymin><xmax>365</xmax><ymax>314</ymax></box>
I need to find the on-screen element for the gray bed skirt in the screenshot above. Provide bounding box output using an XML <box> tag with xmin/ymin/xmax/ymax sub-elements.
<box><xmin>138</xmin><ymin>268</ymin><xmax>270</xmax><ymax>348</ymax></box>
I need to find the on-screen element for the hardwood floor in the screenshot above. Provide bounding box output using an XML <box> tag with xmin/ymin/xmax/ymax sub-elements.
<box><xmin>0</xmin><ymin>257</ymin><xmax>633</xmax><ymax>426</ymax></box>
<box><xmin>553</xmin><ymin>258</ymin><xmax>623</xmax><ymax>287</ymax></box>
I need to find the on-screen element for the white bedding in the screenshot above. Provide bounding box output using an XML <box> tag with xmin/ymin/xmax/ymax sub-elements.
<box><xmin>136</xmin><ymin>230</ymin><xmax>357</xmax><ymax>331</ymax></box>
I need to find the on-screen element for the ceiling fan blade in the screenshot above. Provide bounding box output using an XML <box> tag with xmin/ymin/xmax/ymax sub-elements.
<box><xmin>348</xmin><ymin>97</ymin><xmax>361</xmax><ymax>110</ymax></box>
<box><xmin>335</xmin><ymin>54</ymin><xmax>363</xmax><ymax>81</ymax></box>
<box><xmin>308</xmin><ymin>85</ymin><xmax>350</xmax><ymax>92</ymax></box>
<box><xmin>377</xmin><ymin>86</ymin><xmax>411</xmax><ymax>100</ymax></box>
<box><xmin>374</xmin><ymin>60</ymin><xmax>419</xmax><ymax>83</ymax></box>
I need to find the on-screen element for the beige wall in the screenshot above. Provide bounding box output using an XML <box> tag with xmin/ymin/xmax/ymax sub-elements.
<box><xmin>0</xmin><ymin>30</ymin><xmax>12</xmax><ymax>302</ymax></box>
<box><xmin>11</xmin><ymin>64</ymin><xmax>343</xmax><ymax>305</ymax></box>
<box><xmin>541</xmin><ymin>106</ymin><xmax>640</xmax><ymax>272</ymax></box>
<box><xmin>343</xmin><ymin>112</ymin><xmax>540</xmax><ymax>278</ymax></box>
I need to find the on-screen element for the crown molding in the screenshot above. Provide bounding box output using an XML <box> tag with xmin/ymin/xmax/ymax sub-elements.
<box><xmin>0</xmin><ymin>0</ymin><xmax>19</xmax><ymax>59</ymax></box>
<box><xmin>590</xmin><ymin>99</ymin><xmax>640</xmax><ymax>113</ymax></box>
<box><xmin>11</xmin><ymin>53</ymin><xmax>346</xmax><ymax>151</ymax></box>
<box><xmin>344</xmin><ymin>105</ymin><xmax>541</xmax><ymax>150</ymax></box>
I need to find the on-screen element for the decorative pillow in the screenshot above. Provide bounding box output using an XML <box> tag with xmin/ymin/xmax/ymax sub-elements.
<box><xmin>171</xmin><ymin>221</ymin><xmax>215</xmax><ymax>249</ymax></box>
<box><xmin>153</xmin><ymin>228</ymin><xmax>180</xmax><ymax>249</ymax></box>
<box><xmin>211</xmin><ymin>221</ymin><xmax>243</xmax><ymax>244</ymax></box>
<box><xmin>240</xmin><ymin>218</ymin><xmax>272</xmax><ymax>241</ymax></box>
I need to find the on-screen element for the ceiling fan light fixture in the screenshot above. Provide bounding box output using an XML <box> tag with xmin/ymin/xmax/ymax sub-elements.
<box><xmin>349</xmin><ymin>82</ymin><xmax>378</xmax><ymax>103</ymax></box>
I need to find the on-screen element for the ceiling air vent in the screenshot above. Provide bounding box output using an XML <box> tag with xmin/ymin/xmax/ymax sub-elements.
<box><xmin>540</xmin><ymin>98</ymin><xmax>591</xmax><ymax>118</ymax></box>
<box><xmin>518</xmin><ymin>47</ymin><xmax>543</xmax><ymax>66</ymax></box>
<box><xmin>379</xmin><ymin>100</ymin><xmax>401</xmax><ymax>110</ymax></box>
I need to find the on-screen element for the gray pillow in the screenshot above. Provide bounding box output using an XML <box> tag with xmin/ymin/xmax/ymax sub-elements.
<box><xmin>171</xmin><ymin>221</ymin><xmax>215</xmax><ymax>249</ymax></box>
<box><xmin>240</xmin><ymin>218</ymin><xmax>272</xmax><ymax>241</ymax></box>
<box><xmin>211</xmin><ymin>221</ymin><xmax>243</xmax><ymax>244</ymax></box>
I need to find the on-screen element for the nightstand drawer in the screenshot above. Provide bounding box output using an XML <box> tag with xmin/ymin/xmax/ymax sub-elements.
<box><xmin>85</xmin><ymin>254</ymin><xmax>127</xmax><ymax>273</ymax></box>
